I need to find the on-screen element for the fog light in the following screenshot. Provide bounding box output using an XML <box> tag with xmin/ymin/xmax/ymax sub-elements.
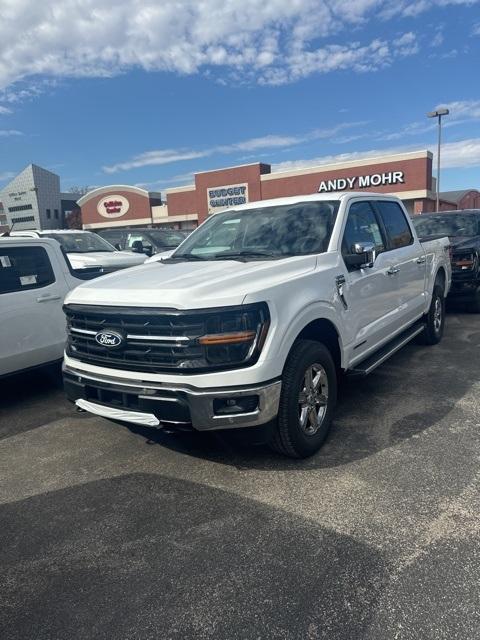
<box><xmin>213</xmin><ymin>396</ymin><xmax>259</xmax><ymax>415</ymax></box>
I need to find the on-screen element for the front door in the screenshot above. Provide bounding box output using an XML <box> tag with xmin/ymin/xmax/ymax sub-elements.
<box><xmin>340</xmin><ymin>200</ymin><xmax>401</xmax><ymax>365</ymax></box>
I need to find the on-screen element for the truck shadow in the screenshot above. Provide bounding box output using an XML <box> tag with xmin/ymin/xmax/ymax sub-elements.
<box><xmin>0</xmin><ymin>363</ymin><xmax>73</xmax><ymax>441</ymax></box>
<box><xmin>126</xmin><ymin>312</ymin><xmax>480</xmax><ymax>470</ymax></box>
<box><xmin>0</xmin><ymin>473</ymin><xmax>388</xmax><ymax>640</ymax></box>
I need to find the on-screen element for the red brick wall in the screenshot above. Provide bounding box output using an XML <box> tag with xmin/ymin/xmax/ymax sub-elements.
<box><xmin>262</xmin><ymin>157</ymin><xmax>432</xmax><ymax>200</ymax></box>
<box><xmin>458</xmin><ymin>191</ymin><xmax>480</xmax><ymax>209</ymax></box>
<box><xmin>194</xmin><ymin>164</ymin><xmax>270</xmax><ymax>223</ymax></box>
<box><xmin>167</xmin><ymin>189</ymin><xmax>197</xmax><ymax>216</ymax></box>
<box><xmin>81</xmin><ymin>191</ymin><xmax>152</xmax><ymax>226</ymax></box>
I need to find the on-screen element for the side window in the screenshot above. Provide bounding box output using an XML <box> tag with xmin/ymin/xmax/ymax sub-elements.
<box><xmin>102</xmin><ymin>231</ymin><xmax>123</xmax><ymax>248</ymax></box>
<box><xmin>0</xmin><ymin>246</ymin><xmax>56</xmax><ymax>294</ymax></box>
<box><xmin>376</xmin><ymin>201</ymin><xmax>413</xmax><ymax>249</ymax></box>
<box><xmin>342</xmin><ymin>202</ymin><xmax>385</xmax><ymax>258</ymax></box>
<box><xmin>127</xmin><ymin>233</ymin><xmax>148</xmax><ymax>248</ymax></box>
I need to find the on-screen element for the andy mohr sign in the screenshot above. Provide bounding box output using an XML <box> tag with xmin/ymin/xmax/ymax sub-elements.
<box><xmin>318</xmin><ymin>171</ymin><xmax>405</xmax><ymax>193</ymax></box>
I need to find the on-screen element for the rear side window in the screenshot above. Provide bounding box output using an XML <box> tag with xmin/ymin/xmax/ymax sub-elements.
<box><xmin>376</xmin><ymin>201</ymin><xmax>413</xmax><ymax>249</ymax></box>
<box><xmin>0</xmin><ymin>246</ymin><xmax>55</xmax><ymax>294</ymax></box>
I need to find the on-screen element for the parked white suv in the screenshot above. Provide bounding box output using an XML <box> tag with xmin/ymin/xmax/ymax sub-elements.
<box><xmin>10</xmin><ymin>229</ymin><xmax>146</xmax><ymax>274</ymax></box>
<box><xmin>0</xmin><ymin>237</ymin><xmax>86</xmax><ymax>377</ymax></box>
<box><xmin>62</xmin><ymin>193</ymin><xmax>451</xmax><ymax>457</ymax></box>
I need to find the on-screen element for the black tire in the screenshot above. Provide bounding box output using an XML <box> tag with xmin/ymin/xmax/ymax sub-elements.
<box><xmin>419</xmin><ymin>284</ymin><xmax>445</xmax><ymax>345</ymax></box>
<box><xmin>269</xmin><ymin>340</ymin><xmax>337</xmax><ymax>459</ymax></box>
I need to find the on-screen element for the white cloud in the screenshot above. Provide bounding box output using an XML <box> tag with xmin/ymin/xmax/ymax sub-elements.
<box><xmin>435</xmin><ymin>99</ymin><xmax>480</xmax><ymax>119</ymax></box>
<box><xmin>0</xmin><ymin>106</ymin><xmax>12</xmax><ymax>115</ymax></box>
<box><xmin>0</xmin><ymin>0</ymin><xmax>476</xmax><ymax>90</ymax></box>
<box><xmin>0</xmin><ymin>171</ymin><xmax>16</xmax><ymax>181</ymax></box>
<box><xmin>272</xmin><ymin>137</ymin><xmax>480</xmax><ymax>172</ymax></box>
<box><xmin>471</xmin><ymin>22</ymin><xmax>480</xmax><ymax>35</ymax></box>
<box><xmin>103</xmin><ymin>121</ymin><xmax>367</xmax><ymax>173</ymax></box>
<box><xmin>0</xmin><ymin>129</ymin><xmax>22</xmax><ymax>136</ymax></box>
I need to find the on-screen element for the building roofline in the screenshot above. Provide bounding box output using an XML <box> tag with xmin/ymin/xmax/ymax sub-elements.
<box><xmin>77</xmin><ymin>184</ymin><xmax>150</xmax><ymax>206</ymax></box>
<box><xmin>261</xmin><ymin>150</ymin><xmax>433</xmax><ymax>181</ymax></box>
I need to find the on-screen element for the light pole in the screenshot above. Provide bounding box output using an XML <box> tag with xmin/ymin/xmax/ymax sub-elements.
<box><xmin>427</xmin><ymin>108</ymin><xmax>449</xmax><ymax>212</ymax></box>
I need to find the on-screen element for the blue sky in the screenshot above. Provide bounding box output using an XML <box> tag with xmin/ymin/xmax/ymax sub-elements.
<box><xmin>1</xmin><ymin>0</ymin><xmax>480</xmax><ymax>193</ymax></box>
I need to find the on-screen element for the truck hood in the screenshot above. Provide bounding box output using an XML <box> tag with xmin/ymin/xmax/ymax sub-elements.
<box><xmin>65</xmin><ymin>255</ymin><xmax>317</xmax><ymax>308</ymax></box>
<box><xmin>67</xmin><ymin>251</ymin><xmax>146</xmax><ymax>270</ymax></box>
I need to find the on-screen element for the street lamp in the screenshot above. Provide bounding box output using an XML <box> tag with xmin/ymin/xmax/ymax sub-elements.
<box><xmin>427</xmin><ymin>108</ymin><xmax>449</xmax><ymax>212</ymax></box>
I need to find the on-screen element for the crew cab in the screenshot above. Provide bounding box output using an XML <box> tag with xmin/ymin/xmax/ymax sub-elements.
<box><xmin>62</xmin><ymin>193</ymin><xmax>451</xmax><ymax>458</ymax></box>
<box><xmin>412</xmin><ymin>210</ymin><xmax>480</xmax><ymax>312</ymax></box>
<box><xmin>0</xmin><ymin>237</ymin><xmax>87</xmax><ymax>377</ymax></box>
<box><xmin>10</xmin><ymin>229</ymin><xmax>146</xmax><ymax>275</ymax></box>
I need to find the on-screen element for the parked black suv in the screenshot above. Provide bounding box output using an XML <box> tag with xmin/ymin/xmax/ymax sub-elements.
<box><xmin>97</xmin><ymin>228</ymin><xmax>188</xmax><ymax>256</ymax></box>
<box><xmin>412</xmin><ymin>210</ymin><xmax>480</xmax><ymax>311</ymax></box>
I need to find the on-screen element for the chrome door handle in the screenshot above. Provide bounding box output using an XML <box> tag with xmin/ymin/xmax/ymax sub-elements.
<box><xmin>416</xmin><ymin>256</ymin><xmax>426</xmax><ymax>264</ymax></box>
<box><xmin>387</xmin><ymin>267</ymin><xmax>400</xmax><ymax>275</ymax></box>
<box><xmin>36</xmin><ymin>294</ymin><xmax>61</xmax><ymax>302</ymax></box>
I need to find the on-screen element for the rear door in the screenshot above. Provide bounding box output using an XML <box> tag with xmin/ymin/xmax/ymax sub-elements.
<box><xmin>374</xmin><ymin>200</ymin><xmax>426</xmax><ymax>326</ymax></box>
<box><xmin>0</xmin><ymin>242</ymin><xmax>69</xmax><ymax>375</ymax></box>
<box><xmin>341</xmin><ymin>200</ymin><xmax>401</xmax><ymax>363</ymax></box>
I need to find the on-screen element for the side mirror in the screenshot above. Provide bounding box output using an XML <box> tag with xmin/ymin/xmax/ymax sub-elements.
<box><xmin>114</xmin><ymin>243</ymin><xmax>122</xmax><ymax>250</ymax></box>
<box><xmin>131</xmin><ymin>240</ymin><xmax>144</xmax><ymax>253</ymax></box>
<box><xmin>344</xmin><ymin>242</ymin><xmax>376</xmax><ymax>269</ymax></box>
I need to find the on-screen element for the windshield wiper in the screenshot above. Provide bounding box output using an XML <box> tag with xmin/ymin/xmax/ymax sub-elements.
<box><xmin>163</xmin><ymin>253</ymin><xmax>209</xmax><ymax>262</ymax></box>
<box><xmin>212</xmin><ymin>249</ymin><xmax>278</xmax><ymax>260</ymax></box>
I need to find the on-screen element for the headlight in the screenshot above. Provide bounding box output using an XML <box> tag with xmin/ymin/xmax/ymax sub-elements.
<box><xmin>196</xmin><ymin>302</ymin><xmax>270</xmax><ymax>369</ymax></box>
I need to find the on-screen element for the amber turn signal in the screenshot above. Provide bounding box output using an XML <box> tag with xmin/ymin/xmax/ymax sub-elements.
<box><xmin>198</xmin><ymin>330</ymin><xmax>257</xmax><ymax>345</ymax></box>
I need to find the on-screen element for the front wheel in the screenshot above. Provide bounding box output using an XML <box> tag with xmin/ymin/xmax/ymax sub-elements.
<box><xmin>269</xmin><ymin>340</ymin><xmax>337</xmax><ymax>458</ymax></box>
<box><xmin>419</xmin><ymin>284</ymin><xmax>445</xmax><ymax>345</ymax></box>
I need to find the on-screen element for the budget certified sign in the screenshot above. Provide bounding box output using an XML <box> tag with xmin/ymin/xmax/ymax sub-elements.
<box><xmin>97</xmin><ymin>195</ymin><xmax>130</xmax><ymax>218</ymax></box>
<box><xmin>207</xmin><ymin>183</ymin><xmax>248</xmax><ymax>214</ymax></box>
<box><xmin>318</xmin><ymin>171</ymin><xmax>405</xmax><ymax>193</ymax></box>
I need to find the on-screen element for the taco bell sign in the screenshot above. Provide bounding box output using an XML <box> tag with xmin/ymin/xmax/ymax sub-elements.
<box><xmin>318</xmin><ymin>171</ymin><xmax>405</xmax><ymax>193</ymax></box>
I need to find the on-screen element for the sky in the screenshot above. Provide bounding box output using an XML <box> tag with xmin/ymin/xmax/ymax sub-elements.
<box><xmin>1</xmin><ymin>0</ymin><xmax>480</xmax><ymax>194</ymax></box>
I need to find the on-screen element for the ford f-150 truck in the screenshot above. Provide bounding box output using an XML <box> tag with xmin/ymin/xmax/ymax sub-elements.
<box><xmin>412</xmin><ymin>209</ymin><xmax>480</xmax><ymax>312</ymax></box>
<box><xmin>63</xmin><ymin>193</ymin><xmax>451</xmax><ymax>458</ymax></box>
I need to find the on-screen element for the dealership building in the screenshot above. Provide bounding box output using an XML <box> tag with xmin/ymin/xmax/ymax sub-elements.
<box><xmin>71</xmin><ymin>150</ymin><xmax>480</xmax><ymax>231</ymax></box>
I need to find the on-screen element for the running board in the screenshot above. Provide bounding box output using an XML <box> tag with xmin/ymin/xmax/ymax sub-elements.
<box><xmin>347</xmin><ymin>324</ymin><xmax>425</xmax><ymax>378</ymax></box>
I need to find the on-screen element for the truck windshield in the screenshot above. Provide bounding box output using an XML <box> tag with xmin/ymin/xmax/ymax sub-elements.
<box><xmin>413</xmin><ymin>213</ymin><xmax>480</xmax><ymax>238</ymax></box>
<box><xmin>146</xmin><ymin>230</ymin><xmax>187</xmax><ymax>248</ymax></box>
<box><xmin>44</xmin><ymin>232</ymin><xmax>116</xmax><ymax>253</ymax></box>
<box><xmin>171</xmin><ymin>201</ymin><xmax>340</xmax><ymax>260</ymax></box>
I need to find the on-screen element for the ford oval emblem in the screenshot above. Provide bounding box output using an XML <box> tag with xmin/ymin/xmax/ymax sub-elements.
<box><xmin>95</xmin><ymin>330</ymin><xmax>124</xmax><ymax>349</ymax></box>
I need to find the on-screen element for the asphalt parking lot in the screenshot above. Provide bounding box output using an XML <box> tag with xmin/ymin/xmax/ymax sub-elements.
<box><xmin>1</xmin><ymin>311</ymin><xmax>479</xmax><ymax>640</ymax></box>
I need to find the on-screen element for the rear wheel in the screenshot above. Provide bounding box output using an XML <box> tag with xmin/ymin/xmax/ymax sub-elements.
<box><xmin>419</xmin><ymin>284</ymin><xmax>445</xmax><ymax>345</ymax></box>
<box><xmin>270</xmin><ymin>340</ymin><xmax>337</xmax><ymax>458</ymax></box>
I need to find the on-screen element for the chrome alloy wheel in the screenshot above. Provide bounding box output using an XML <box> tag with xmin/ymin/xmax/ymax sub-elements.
<box><xmin>433</xmin><ymin>296</ymin><xmax>443</xmax><ymax>333</ymax></box>
<box><xmin>298</xmin><ymin>363</ymin><xmax>329</xmax><ymax>436</ymax></box>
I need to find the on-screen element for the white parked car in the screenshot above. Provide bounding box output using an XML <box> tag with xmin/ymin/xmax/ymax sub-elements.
<box><xmin>62</xmin><ymin>192</ymin><xmax>451</xmax><ymax>457</ymax></box>
<box><xmin>0</xmin><ymin>237</ymin><xmax>87</xmax><ymax>377</ymax></box>
<box><xmin>10</xmin><ymin>229</ymin><xmax>146</xmax><ymax>274</ymax></box>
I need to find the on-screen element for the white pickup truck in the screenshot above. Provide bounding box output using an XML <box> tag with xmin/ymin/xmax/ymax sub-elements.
<box><xmin>10</xmin><ymin>230</ymin><xmax>146</xmax><ymax>275</ymax></box>
<box><xmin>62</xmin><ymin>192</ymin><xmax>451</xmax><ymax>458</ymax></box>
<box><xmin>0</xmin><ymin>237</ymin><xmax>87</xmax><ymax>377</ymax></box>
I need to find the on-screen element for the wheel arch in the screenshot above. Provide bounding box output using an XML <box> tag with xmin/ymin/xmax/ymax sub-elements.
<box><xmin>288</xmin><ymin>318</ymin><xmax>343</xmax><ymax>372</ymax></box>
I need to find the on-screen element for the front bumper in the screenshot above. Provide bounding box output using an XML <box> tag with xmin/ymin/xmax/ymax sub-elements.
<box><xmin>63</xmin><ymin>364</ymin><xmax>281</xmax><ymax>431</ymax></box>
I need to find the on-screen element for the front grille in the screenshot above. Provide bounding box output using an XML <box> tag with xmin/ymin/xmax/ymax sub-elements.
<box><xmin>64</xmin><ymin>303</ymin><xmax>266</xmax><ymax>374</ymax></box>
